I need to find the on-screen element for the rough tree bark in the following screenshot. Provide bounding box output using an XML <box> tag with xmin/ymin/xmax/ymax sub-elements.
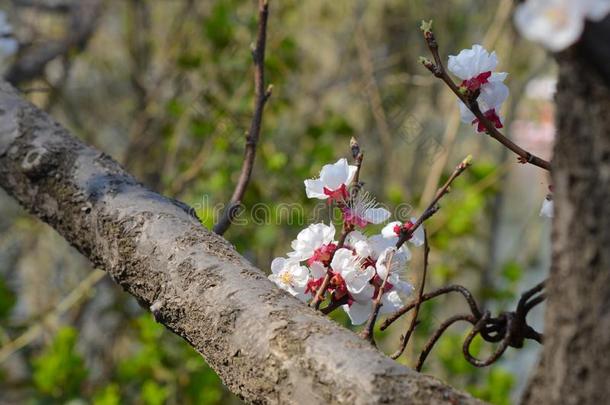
<box><xmin>0</xmin><ymin>80</ymin><xmax>482</xmax><ymax>404</ymax></box>
<box><xmin>522</xmin><ymin>24</ymin><xmax>610</xmax><ymax>405</ymax></box>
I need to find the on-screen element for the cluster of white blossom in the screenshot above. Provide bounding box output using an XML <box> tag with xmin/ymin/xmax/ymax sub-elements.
<box><xmin>448</xmin><ymin>44</ymin><xmax>509</xmax><ymax>133</ymax></box>
<box><xmin>515</xmin><ymin>0</ymin><xmax>610</xmax><ymax>52</ymax></box>
<box><xmin>269</xmin><ymin>158</ymin><xmax>424</xmax><ymax>325</ymax></box>
<box><xmin>446</xmin><ymin>44</ymin><xmax>554</xmax><ymax>219</ymax></box>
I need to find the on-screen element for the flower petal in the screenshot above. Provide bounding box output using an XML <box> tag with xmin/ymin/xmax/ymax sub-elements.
<box><xmin>320</xmin><ymin>158</ymin><xmax>350</xmax><ymax>190</ymax></box>
<box><xmin>514</xmin><ymin>0</ymin><xmax>585</xmax><ymax>52</ymax></box>
<box><xmin>304</xmin><ymin>178</ymin><xmax>327</xmax><ymax>199</ymax></box>
<box><xmin>350</xmin><ymin>283</ymin><xmax>375</xmax><ymax>302</ymax></box>
<box><xmin>346</xmin><ymin>164</ymin><xmax>358</xmax><ymax>185</ymax></box>
<box><xmin>309</xmin><ymin>261</ymin><xmax>327</xmax><ymax>279</ymax></box>
<box><xmin>363</xmin><ymin>207</ymin><xmax>391</xmax><ymax>224</ymax></box>
<box><xmin>539</xmin><ymin>197</ymin><xmax>554</xmax><ymax>218</ymax></box>
<box><xmin>448</xmin><ymin>44</ymin><xmax>497</xmax><ymax>80</ymax></box>
<box><xmin>408</xmin><ymin>217</ymin><xmax>425</xmax><ymax>247</ymax></box>
<box><xmin>382</xmin><ymin>221</ymin><xmax>401</xmax><ymax>238</ymax></box>
<box><xmin>586</xmin><ymin>0</ymin><xmax>610</xmax><ymax>21</ymax></box>
<box><xmin>342</xmin><ymin>301</ymin><xmax>372</xmax><ymax>325</ymax></box>
<box><xmin>331</xmin><ymin>248</ymin><xmax>358</xmax><ymax>274</ymax></box>
<box><xmin>376</xmin><ymin>247</ymin><xmax>397</xmax><ymax>279</ymax></box>
<box><xmin>270</xmin><ymin>257</ymin><xmax>287</xmax><ymax>275</ymax></box>
<box><xmin>380</xmin><ymin>291</ymin><xmax>403</xmax><ymax>314</ymax></box>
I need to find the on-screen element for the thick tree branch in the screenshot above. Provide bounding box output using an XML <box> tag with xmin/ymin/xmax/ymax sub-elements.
<box><xmin>0</xmin><ymin>81</ymin><xmax>482</xmax><ymax>404</ymax></box>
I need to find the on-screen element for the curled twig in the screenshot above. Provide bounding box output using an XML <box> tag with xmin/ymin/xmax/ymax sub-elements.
<box><xmin>389</xmin><ymin>278</ymin><xmax>546</xmax><ymax>370</ymax></box>
<box><xmin>462</xmin><ymin>311</ymin><xmax>511</xmax><ymax>367</ymax></box>
<box><xmin>416</xmin><ymin>314</ymin><xmax>476</xmax><ymax>371</ymax></box>
<box><xmin>381</xmin><ymin>284</ymin><xmax>482</xmax><ymax>331</ymax></box>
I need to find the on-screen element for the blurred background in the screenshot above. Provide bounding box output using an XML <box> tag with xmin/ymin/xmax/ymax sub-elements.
<box><xmin>0</xmin><ymin>0</ymin><xmax>554</xmax><ymax>403</ymax></box>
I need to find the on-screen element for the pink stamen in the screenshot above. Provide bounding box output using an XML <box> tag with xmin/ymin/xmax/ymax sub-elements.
<box><xmin>461</xmin><ymin>71</ymin><xmax>492</xmax><ymax>92</ymax></box>
<box><xmin>343</xmin><ymin>208</ymin><xmax>369</xmax><ymax>228</ymax></box>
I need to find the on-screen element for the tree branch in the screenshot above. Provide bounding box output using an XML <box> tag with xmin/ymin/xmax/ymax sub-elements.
<box><xmin>5</xmin><ymin>0</ymin><xmax>103</xmax><ymax>86</ymax></box>
<box><xmin>420</xmin><ymin>24</ymin><xmax>551</xmax><ymax>172</ymax></box>
<box><xmin>0</xmin><ymin>81</ymin><xmax>483</xmax><ymax>404</ymax></box>
<box><xmin>214</xmin><ymin>0</ymin><xmax>272</xmax><ymax>235</ymax></box>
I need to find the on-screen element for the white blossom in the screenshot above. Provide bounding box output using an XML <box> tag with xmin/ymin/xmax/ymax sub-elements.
<box><xmin>268</xmin><ymin>258</ymin><xmax>310</xmax><ymax>302</ymax></box>
<box><xmin>331</xmin><ymin>248</ymin><xmax>375</xmax><ymax>301</ymax></box>
<box><xmin>448</xmin><ymin>44</ymin><xmax>501</xmax><ymax>81</ymax></box>
<box><xmin>345</xmin><ymin>230</ymin><xmax>373</xmax><ymax>258</ymax></box>
<box><xmin>381</xmin><ymin>218</ymin><xmax>425</xmax><ymax>247</ymax></box>
<box><xmin>514</xmin><ymin>0</ymin><xmax>610</xmax><ymax>52</ymax></box>
<box><xmin>342</xmin><ymin>290</ymin><xmax>404</xmax><ymax>326</ymax></box>
<box><xmin>343</xmin><ymin>190</ymin><xmax>390</xmax><ymax>227</ymax></box>
<box><xmin>287</xmin><ymin>223</ymin><xmax>336</xmax><ymax>262</ymax></box>
<box><xmin>448</xmin><ymin>45</ymin><xmax>509</xmax><ymax>131</ymax></box>
<box><xmin>304</xmin><ymin>158</ymin><xmax>357</xmax><ymax>201</ymax></box>
<box><xmin>457</xmin><ymin>80</ymin><xmax>509</xmax><ymax>125</ymax></box>
<box><xmin>540</xmin><ymin>196</ymin><xmax>554</xmax><ymax>218</ymax></box>
<box><xmin>374</xmin><ymin>247</ymin><xmax>414</xmax><ymax>294</ymax></box>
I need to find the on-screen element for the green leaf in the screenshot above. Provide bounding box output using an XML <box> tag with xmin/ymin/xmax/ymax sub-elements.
<box><xmin>93</xmin><ymin>384</ymin><xmax>121</xmax><ymax>405</ymax></box>
<box><xmin>502</xmin><ymin>261</ymin><xmax>523</xmax><ymax>283</ymax></box>
<box><xmin>32</xmin><ymin>327</ymin><xmax>87</xmax><ymax>400</ymax></box>
<box><xmin>141</xmin><ymin>380</ymin><xmax>169</xmax><ymax>405</ymax></box>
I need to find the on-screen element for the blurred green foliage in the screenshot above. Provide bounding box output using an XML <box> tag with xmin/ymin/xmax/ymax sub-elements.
<box><xmin>32</xmin><ymin>327</ymin><xmax>88</xmax><ymax>401</ymax></box>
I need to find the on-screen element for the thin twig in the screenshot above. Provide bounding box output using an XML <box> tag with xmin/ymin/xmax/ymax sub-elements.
<box><xmin>420</xmin><ymin>24</ymin><xmax>551</xmax><ymax>172</ymax></box>
<box><xmin>360</xmin><ymin>250</ymin><xmax>395</xmax><ymax>343</ymax></box>
<box><xmin>409</xmin><ymin>281</ymin><xmax>545</xmax><ymax>370</ymax></box>
<box><xmin>462</xmin><ymin>311</ymin><xmax>511</xmax><ymax>367</ymax></box>
<box><xmin>310</xmin><ymin>222</ymin><xmax>353</xmax><ymax>310</ymax></box>
<box><xmin>381</xmin><ymin>284</ymin><xmax>482</xmax><ymax>330</ymax></box>
<box><xmin>396</xmin><ymin>155</ymin><xmax>472</xmax><ymax>247</ymax></box>
<box><xmin>214</xmin><ymin>0</ymin><xmax>272</xmax><ymax>235</ymax></box>
<box><xmin>415</xmin><ymin>314</ymin><xmax>476</xmax><ymax>371</ymax></box>
<box><xmin>0</xmin><ymin>270</ymin><xmax>106</xmax><ymax>364</ymax></box>
<box><xmin>321</xmin><ymin>294</ymin><xmax>348</xmax><ymax>315</ymax></box>
<box><xmin>390</xmin><ymin>231</ymin><xmax>430</xmax><ymax>359</ymax></box>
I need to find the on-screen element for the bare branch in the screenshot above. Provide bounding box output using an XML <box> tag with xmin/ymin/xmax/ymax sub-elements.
<box><xmin>214</xmin><ymin>0</ymin><xmax>272</xmax><ymax>235</ymax></box>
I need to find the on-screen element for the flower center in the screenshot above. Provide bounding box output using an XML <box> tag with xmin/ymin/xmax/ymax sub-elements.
<box><xmin>329</xmin><ymin>272</ymin><xmax>348</xmax><ymax>299</ymax></box>
<box><xmin>460</xmin><ymin>71</ymin><xmax>492</xmax><ymax>92</ymax></box>
<box><xmin>307</xmin><ymin>243</ymin><xmax>337</xmax><ymax>266</ymax></box>
<box><xmin>323</xmin><ymin>184</ymin><xmax>349</xmax><ymax>203</ymax></box>
<box><xmin>279</xmin><ymin>272</ymin><xmax>294</xmax><ymax>286</ymax></box>
<box><xmin>343</xmin><ymin>208</ymin><xmax>369</xmax><ymax>228</ymax></box>
<box><xmin>545</xmin><ymin>8</ymin><xmax>569</xmax><ymax>27</ymax></box>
